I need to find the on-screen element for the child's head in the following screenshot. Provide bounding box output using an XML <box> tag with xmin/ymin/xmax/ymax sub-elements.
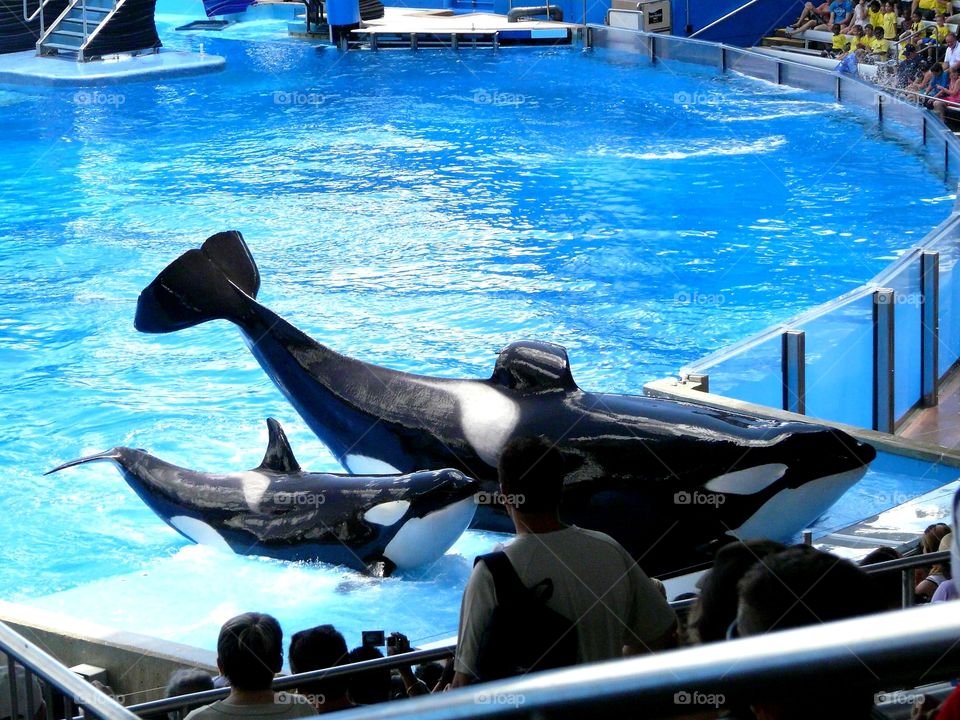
<box><xmin>913</xmin><ymin>10</ymin><xmax>922</xmax><ymax>21</ymax></box>
<box><xmin>853</xmin><ymin>24</ymin><xmax>863</xmax><ymax>35</ymax></box>
<box><xmin>874</xmin><ymin>25</ymin><xmax>885</xmax><ymax>37</ymax></box>
<box><xmin>870</xmin><ymin>0</ymin><xmax>880</xmax><ymax>10</ymax></box>
<box><xmin>865</xmin><ymin>23</ymin><xmax>874</xmax><ymax>33</ymax></box>
<box><xmin>932</xmin><ymin>61</ymin><xmax>944</xmax><ymax>73</ymax></box>
<box><xmin>937</xmin><ymin>12</ymin><xmax>947</xmax><ymax>23</ymax></box>
<box><xmin>833</xmin><ymin>23</ymin><xmax>843</xmax><ymax>34</ymax></box>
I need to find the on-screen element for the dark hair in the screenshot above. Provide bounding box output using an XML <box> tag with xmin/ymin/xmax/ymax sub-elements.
<box><xmin>165</xmin><ymin>668</ymin><xmax>215</xmax><ymax>720</ymax></box>
<box><xmin>414</xmin><ymin>662</ymin><xmax>444</xmax><ymax>690</ymax></box>
<box><xmin>686</xmin><ymin>540</ymin><xmax>786</xmax><ymax>644</ymax></box>
<box><xmin>737</xmin><ymin>546</ymin><xmax>881</xmax><ymax>636</ymax></box>
<box><xmin>859</xmin><ymin>546</ymin><xmax>902</xmax><ymax>610</ymax></box>
<box><xmin>498</xmin><ymin>436</ymin><xmax>566</xmax><ymax>514</ymax></box>
<box><xmin>217</xmin><ymin>613</ymin><xmax>282</xmax><ymax>692</ymax></box>
<box><xmin>346</xmin><ymin>646</ymin><xmax>391</xmax><ymax>704</ymax></box>
<box><xmin>289</xmin><ymin>625</ymin><xmax>350</xmax><ymax>702</ymax></box>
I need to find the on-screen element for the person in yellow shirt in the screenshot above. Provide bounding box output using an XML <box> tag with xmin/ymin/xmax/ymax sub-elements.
<box><xmin>848</xmin><ymin>23</ymin><xmax>866</xmax><ymax>48</ymax></box>
<box><xmin>830</xmin><ymin>23</ymin><xmax>849</xmax><ymax>54</ymax></box>
<box><xmin>881</xmin><ymin>1</ymin><xmax>898</xmax><ymax>38</ymax></box>
<box><xmin>933</xmin><ymin>13</ymin><xmax>951</xmax><ymax>43</ymax></box>
<box><xmin>914</xmin><ymin>0</ymin><xmax>948</xmax><ymax>20</ymax></box>
<box><xmin>868</xmin><ymin>24</ymin><xmax>891</xmax><ymax>58</ymax></box>
<box><xmin>868</xmin><ymin>0</ymin><xmax>883</xmax><ymax>26</ymax></box>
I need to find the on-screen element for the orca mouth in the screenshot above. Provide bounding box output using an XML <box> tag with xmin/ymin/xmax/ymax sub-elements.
<box><xmin>411</xmin><ymin>475</ymin><xmax>481</xmax><ymax>517</ymax></box>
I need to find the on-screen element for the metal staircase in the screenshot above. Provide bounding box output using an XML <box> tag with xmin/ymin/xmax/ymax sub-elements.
<box><xmin>39</xmin><ymin>0</ymin><xmax>114</xmax><ymax>58</ymax></box>
<box><xmin>36</xmin><ymin>0</ymin><xmax>160</xmax><ymax>61</ymax></box>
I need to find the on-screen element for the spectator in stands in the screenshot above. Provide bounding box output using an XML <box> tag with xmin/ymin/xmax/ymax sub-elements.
<box><xmin>914</xmin><ymin>0</ymin><xmax>947</xmax><ymax>20</ymax></box>
<box><xmin>836</xmin><ymin>45</ymin><xmax>867</xmax><ymax>73</ymax></box>
<box><xmin>734</xmin><ymin>546</ymin><xmax>885</xmax><ymax>719</ymax></box>
<box><xmin>868</xmin><ymin>24</ymin><xmax>892</xmax><ymax>59</ymax></box>
<box><xmin>846</xmin><ymin>0</ymin><xmax>869</xmax><ymax>29</ymax></box>
<box><xmin>934</xmin><ymin>13</ymin><xmax>951</xmax><ymax>43</ymax></box>
<box><xmin>932</xmin><ymin>66</ymin><xmax>960</xmax><ymax>115</ymax></box>
<box><xmin>345</xmin><ymin>646</ymin><xmax>390</xmax><ymax>705</ymax></box>
<box><xmin>943</xmin><ymin>32</ymin><xmax>960</xmax><ymax>68</ymax></box>
<box><xmin>901</xmin><ymin>9</ymin><xmax>926</xmax><ymax>40</ymax></box>
<box><xmin>848</xmin><ymin>22</ymin><xmax>867</xmax><ymax>48</ymax></box>
<box><xmin>882</xmin><ymin>1</ymin><xmax>901</xmax><ymax>37</ymax></box>
<box><xmin>185</xmin><ymin>613</ymin><xmax>314</xmax><ymax>720</ymax></box>
<box><xmin>685</xmin><ymin>540</ymin><xmax>786</xmax><ymax>646</ymax></box>
<box><xmin>288</xmin><ymin>625</ymin><xmax>353</xmax><ymax>714</ymax></box>
<box><xmin>166</xmin><ymin>669</ymin><xmax>215</xmax><ymax>720</ymax></box>
<box><xmin>789</xmin><ymin>0</ymin><xmax>854</xmax><ymax>34</ymax></box>
<box><xmin>0</xmin><ymin>654</ymin><xmax>44</xmax><ymax>720</ymax></box>
<box><xmin>896</xmin><ymin>45</ymin><xmax>927</xmax><ymax>84</ymax></box>
<box><xmin>451</xmin><ymin>436</ymin><xmax>677</xmax><ymax>687</ymax></box>
<box><xmin>858</xmin><ymin>546</ymin><xmax>903</xmax><ymax>610</ymax></box>
<box><xmin>914</xmin><ymin>523</ymin><xmax>952</xmax><ymax>585</ymax></box>
<box><xmin>385</xmin><ymin>633</ymin><xmax>430</xmax><ymax>699</ymax></box>
<box><xmin>916</xmin><ymin>532</ymin><xmax>952</xmax><ymax>601</ymax></box>
<box><xmin>790</xmin><ymin>0</ymin><xmax>833</xmax><ymax>30</ymax></box>
<box><xmin>920</xmin><ymin>60</ymin><xmax>951</xmax><ymax>92</ymax></box>
<box><xmin>869</xmin><ymin>0</ymin><xmax>884</xmax><ymax>26</ymax></box>
<box><xmin>830</xmin><ymin>23</ymin><xmax>851</xmax><ymax>54</ymax></box>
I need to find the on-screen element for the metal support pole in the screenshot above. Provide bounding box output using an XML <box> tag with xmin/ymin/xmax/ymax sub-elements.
<box><xmin>7</xmin><ymin>656</ymin><xmax>19</xmax><ymax>720</ymax></box>
<box><xmin>687</xmin><ymin>373</ymin><xmax>709</xmax><ymax>393</ymax></box>
<box><xmin>492</xmin><ymin>31</ymin><xmax>499</xmax><ymax>50</ymax></box>
<box><xmin>410</xmin><ymin>32</ymin><xmax>417</xmax><ymax>50</ymax></box>
<box><xmin>873</xmin><ymin>288</ymin><xmax>895</xmax><ymax>433</ymax></box>
<box><xmin>781</xmin><ymin>329</ymin><xmax>806</xmax><ymax>415</ymax></box>
<box><xmin>802</xmin><ymin>530</ymin><xmax>813</xmax><ymax>546</ymax></box>
<box><xmin>451</xmin><ymin>32</ymin><xmax>458</xmax><ymax>50</ymax></box>
<box><xmin>902</xmin><ymin>569</ymin><xmax>915</xmax><ymax>607</ymax></box>
<box><xmin>921</xmin><ymin>250</ymin><xmax>940</xmax><ymax>407</ymax></box>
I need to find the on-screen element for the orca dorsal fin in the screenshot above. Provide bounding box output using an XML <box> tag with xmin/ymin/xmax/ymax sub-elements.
<box><xmin>258</xmin><ymin>418</ymin><xmax>301</xmax><ymax>473</ymax></box>
<box><xmin>491</xmin><ymin>341</ymin><xmax>578</xmax><ymax>393</ymax></box>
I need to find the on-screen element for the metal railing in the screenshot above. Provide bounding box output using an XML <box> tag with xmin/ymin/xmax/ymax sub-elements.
<box><xmin>1</xmin><ymin>621</ymin><xmax>138</xmax><ymax>720</ymax></box>
<box><xmin>280</xmin><ymin>602</ymin><xmax>960</xmax><ymax>718</ymax></box>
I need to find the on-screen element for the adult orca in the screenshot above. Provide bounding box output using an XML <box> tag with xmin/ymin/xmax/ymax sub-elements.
<box><xmin>135</xmin><ymin>231</ymin><xmax>877</xmax><ymax>575</ymax></box>
<box><xmin>46</xmin><ymin>418</ymin><xmax>480</xmax><ymax>577</ymax></box>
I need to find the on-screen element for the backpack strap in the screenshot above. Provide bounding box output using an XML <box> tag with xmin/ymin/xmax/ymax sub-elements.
<box><xmin>476</xmin><ymin>551</ymin><xmax>529</xmax><ymax>606</ymax></box>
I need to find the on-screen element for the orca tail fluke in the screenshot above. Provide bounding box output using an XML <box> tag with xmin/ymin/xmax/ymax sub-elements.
<box><xmin>135</xmin><ymin>231</ymin><xmax>261</xmax><ymax>334</ymax></box>
<box><xmin>45</xmin><ymin>449</ymin><xmax>123</xmax><ymax>475</ymax></box>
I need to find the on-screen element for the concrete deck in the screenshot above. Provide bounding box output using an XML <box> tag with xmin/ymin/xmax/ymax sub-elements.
<box><xmin>899</xmin><ymin>369</ymin><xmax>960</xmax><ymax>451</ymax></box>
<box><xmin>0</xmin><ymin>49</ymin><xmax>224</xmax><ymax>86</ymax></box>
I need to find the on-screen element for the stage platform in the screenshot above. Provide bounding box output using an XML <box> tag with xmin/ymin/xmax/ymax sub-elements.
<box><xmin>0</xmin><ymin>49</ymin><xmax>224</xmax><ymax>86</ymax></box>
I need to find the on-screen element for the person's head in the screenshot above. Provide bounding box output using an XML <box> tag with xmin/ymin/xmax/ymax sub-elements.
<box><xmin>947</xmin><ymin>32</ymin><xmax>957</xmax><ymax>47</ymax></box>
<box><xmin>165</xmin><ymin>669</ymin><xmax>214</xmax><ymax>720</ymax></box>
<box><xmin>852</xmin><ymin>24</ymin><xmax>863</xmax><ymax>35</ymax></box>
<box><xmin>870</xmin><ymin>0</ymin><xmax>880</xmax><ymax>10</ymax></box>
<box><xmin>930</xmin><ymin>533</ymin><xmax>953</xmax><ymax>580</ymax></box>
<box><xmin>913</xmin><ymin>9</ymin><xmax>922</xmax><ymax>21</ymax></box>
<box><xmin>905</xmin><ymin>43</ymin><xmax>917</xmax><ymax>55</ymax></box>
<box><xmin>937</xmin><ymin>12</ymin><xmax>947</xmax><ymax>23</ymax></box>
<box><xmin>686</xmin><ymin>540</ymin><xmax>786</xmax><ymax>645</ymax></box>
<box><xmin>921</xmin><ymin>523</ymin><xmax>951</xmax><ymax>553</ymax></box>
<box><xmin>859</xmin><ymin>546</ymin><xmax>902</xmax><ymax>610</ymax></box>
<box><xmin>874</xmin><ymin>25</ymin><xmax>885</xmax><ymax>37</ymax></box>
<box><xmin>833</xmin><ymin>23</ymin><xmax>843</xmax><ymax>34</ymax></box>
<box><xmin>735</xmin><ymin>547</ymin><xmax>883</xmax><ymax>719</ymax></box>
<box><xmin>289</xmin><ymin>625</ymin><xmax>351</xmax><ymax>705</ymax></box>
<box><xmin>497</xmin><ymin>435</ymin><xmax>566</xmax><ymax>516</ymax></box>
<box><xmin>931</xmin><ymin>61</ymin><xmax>944</xmax><ymax>73</ymax></box>
<box><xmin>736</xmin><ymin>546</ymin><xmax>882</xmax><ymax>637</ymax></box>
<box><xmin>216</xmin><ymin>613</ymin><xmax>282</xmax><ymax>692</ymax></box>
<box><xmin>414</xmin><ymin>662</ymin><xmax>444</xmax><ymax>690</ymax></box>
<box><xmin>346</xmin><ymin>646</ymin><xmax>391</xmax><ymax>705</ymax></box>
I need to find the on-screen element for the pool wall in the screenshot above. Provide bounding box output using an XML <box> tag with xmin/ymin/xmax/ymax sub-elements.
<box><xmin>589</xmin><ymin>25</ymin><xmax>960</xmax><ymax>435</ymax></box>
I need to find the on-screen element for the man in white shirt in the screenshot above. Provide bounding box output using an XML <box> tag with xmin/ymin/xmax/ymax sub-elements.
<box><xmin>944</xmin><ymin>32</ymin><xmax>960</xmax><ymax>69</ymax></box>
<box><xmin>452</xmin><ymin>436</ymin><xmax>677</xmax><ymax>686</ymax></box>
<box><xmin>185</xmin><ymin>614</ymin><xmax>315</xmax><ymax>720</ymax></box>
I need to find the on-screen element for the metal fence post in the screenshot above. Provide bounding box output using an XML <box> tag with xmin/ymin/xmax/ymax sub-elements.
<box><xmin>687</xmin><ymin>373</ymin><xmax>709</xmax><ymax>392</ymax></box>
<box><xmin>921</xmin><ymin>250</ymin><xmax>940</xmax><ymax>407</ymax></box>
<box><xmin>873</xmin><ymin>288</ymin><xmax>895</xmax><ymax>433</ymax></box>
<box><xmin>781</xmin><ymin>329</ymin><xmax>806</xmax><ymax>415</ymax></box>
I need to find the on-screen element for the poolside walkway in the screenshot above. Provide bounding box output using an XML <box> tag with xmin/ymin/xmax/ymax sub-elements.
<box><xmin>899</xmin><ymin>369</ymin><xmax>960</xmax><ymax>451</ymax></box>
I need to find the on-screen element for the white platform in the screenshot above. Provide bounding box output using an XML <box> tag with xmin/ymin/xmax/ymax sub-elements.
<box><xmin>0</xmin><ymin>48</ymin><xmax>224</xmax><ymax>86</ymax></box>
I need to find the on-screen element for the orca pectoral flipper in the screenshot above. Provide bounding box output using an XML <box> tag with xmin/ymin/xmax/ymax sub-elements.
<box><xmin>135</xmin><ymin>231</ymin><xmax>260</xmax><ymax>334</ymax></box>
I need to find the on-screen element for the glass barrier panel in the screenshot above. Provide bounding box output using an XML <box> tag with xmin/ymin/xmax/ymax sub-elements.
<box><xmin>697</xmin><ymin>333</ymin><xmax>783</xmax><ymax>410</ymax></box>
<box><xmin>653</xmin><ymin>35</ymin><xmax>722</xmax><ymax>68</ymax></box>
<box><xmin>797</xmin><ymin>293</ymin><xmax>875</xmax><ymax>428</ymax></box>
<box><xmin>726</xmin><ymin>50</ymin><xmax>779</xmax><ymax>84</ymax></box>
<box><xmin>884</xmin><ymin>256</ymin><xmax>923</xmax><ymax>421</ymax></box>
<box><xmin>780</xmin><ymin>63</ymin><xmax>837</xmax><ymax>95</ymax></box>
<box><xmin>937</xmin><ymin>236</ymin><xmax>960</xmax><ymax>377</ymax></box>
<box><xmin>839</xmin><ymin>77</ymin><xmax>879</xmax><ymax>112</ymax></box>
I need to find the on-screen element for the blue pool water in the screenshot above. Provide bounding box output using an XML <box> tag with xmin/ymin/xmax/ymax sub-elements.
<box><xmin>1</xmin><ymin>27</ymin><xmax>957</xmax><ymax>650</ymax></box>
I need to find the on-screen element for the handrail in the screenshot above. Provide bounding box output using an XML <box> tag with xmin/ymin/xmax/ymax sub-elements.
<box><xmin>126</xmin><ymin>646</ymin><xmax>457</xmax><ymax>717</ymax></box>
<box><xmin>864</xmin><ymin>549</ymin><xmax>948</xmax><ymax>574</ymax></box>
<box><xmin>688</xmin><ymin>0</ymin><xmax>763</xmax><ymax>39</ymax></box>
<box><xmin>313</xmin><ymin>603</ymin><xmax>960</xmax><ymax>719</ymax></box>
<box><xmin>0</xmin><ymin>620</ymin><xmax>138</xmax><ymax>720</ymax></box>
